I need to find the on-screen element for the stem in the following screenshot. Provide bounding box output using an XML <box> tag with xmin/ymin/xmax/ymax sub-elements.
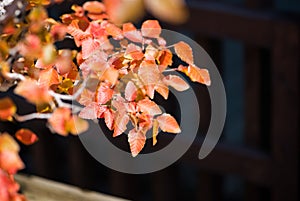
<box><xmin>14</xmin><ymin>113</ymin><xmax>52</xmax><ymax>122</ymax></box>
<box><xmin>163</xmin><ymin>68</ymin><xmax>178</xmax><ymax>73</ymax></box>
<box><xmin>4</xmin><ymin>73</ymin><xmax>26</xmax><ymax>81</ymax></box>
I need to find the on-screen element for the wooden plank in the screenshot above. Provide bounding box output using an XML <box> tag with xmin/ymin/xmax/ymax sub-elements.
<box><xmin>270</xmin><ymin>21</ymin><xmax>299</xmax><ymax>201</ymax></box>
<box><xmin>15</xmin><ymin>174</ymin><xmax>130</xmax><ymax>201</ymax></box>
<box><xmin>169</xmin><ymin>1</ymin><xmax>275</xmax><ymax>47</ymax></box>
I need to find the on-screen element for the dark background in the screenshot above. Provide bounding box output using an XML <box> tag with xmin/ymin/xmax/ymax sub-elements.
<box><xmin>1</xmin><ymin>0</ymin><xmax>299</xmax><ymax>200</ymax></box>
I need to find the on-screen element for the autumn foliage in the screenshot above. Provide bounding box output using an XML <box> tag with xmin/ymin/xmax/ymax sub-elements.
<box><xmin>0</xmin><ymin>0</ymin><xmax>211</xmax><ymax>199</ymax></box>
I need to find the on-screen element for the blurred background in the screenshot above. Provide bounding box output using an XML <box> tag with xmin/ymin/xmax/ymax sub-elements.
<box><xmin>1</xmin><ymin>0</ymin><xmax>299</xmax><ymax>200</ymax></box>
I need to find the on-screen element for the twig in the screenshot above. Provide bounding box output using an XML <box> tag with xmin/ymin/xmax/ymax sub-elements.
<box><xmin>14</xmin><ymin>113</ymin><xmax>52</xmax><ymax>122</ymax></box>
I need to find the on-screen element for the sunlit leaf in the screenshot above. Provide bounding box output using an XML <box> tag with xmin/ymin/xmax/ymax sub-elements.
<box><xmin>83</xmin><ymin>1</ymin><xmax>106</xmax><ymax>13</ymax></box>
<box><xmin>67</xmin><ymin>115</ymin><xmax>89</xmax><ymax>135</ymax></box>
<box><xmin>15</xmin><ymin>129</ymin><xmax>38</xmax><ymax>145</ymax></box>
<box><xmin>163</xmin><ymin>75</ymin><xmax>190</xmax><ymax>91</ymax></box>
<box><xmin>104</xmin><ymin>109</ymin><xmax>114</xmax><ymax>130</ymax></box>
<box><xmin>56</xmin><ymin>49</ymin><xmax>74</xmax><ymax>75</ymax></box>
<box><xmin>157</xmin><ymin>49</ymin><xmax>173</xmax><ymax>71</ymax></box>
<box><xmin>124</xmin><ymin>44</ymin><xmax>144</xmax><ymax>60</ymax></box>
<box><xmin>122</xmin><ymin>23</ymin><xmax>143</xmax><ymax>43</ymax></box>
<box><xmin>78</xmin><ymin>89</ymin><xmax>95</xmax><ymax>106</ymax></box>
<box><xmin>128</xmin><ymin>129</ymin><xmax>146</xmax><ymax>157</ymax></box>
<box><xmin>48</xmin><ymin>108</ymin><xmax>71</xmax><ymax>136</ymax></box>
<box><xmin>174</xmin><ymin>41</ymin><xmax>194</xmax><ymax>65</ymax></box>
<box><xmin>67</xmin><ymin>20</ymin><xmax>91</xmax><ymax>47</ymax></box>
<box><xmin>113</xmin><ymin>114</ymin><xmax>129</xmax><ymax>137</ymax></box>
<box><xmin>144</xmin><ymin>0</ymin><xmax>189</xmax><ymax>24</ymax></box>
<box><xmin>138</xmin><ymin>61</ymin><xmax>160</xmax><ymax>88</ymax></box>
<box><xmin>14</xmin><ymin>79</ymin><xmax>52</xmax><ymax>105</ymax></box>
<box><xmin>79</xmin><ymin>102</ymin><xmax>106</xmax><ymax>119</ymax></box>
<box><xmin>178</xmin><ymin>65</ymin><xmax>211</xmax><ymax>86</ymax></box>
<box><xmin>125</xmin><ymin>81</ymin><xmax>137</xmax><ymax>101</ymax></box>
<box><xmin>38</xmin><ymin>68</ymin><xmax>61</xmax><ymax>88</ymax></box>
<box><xmin>82</xmin><ymin>38</ymin><xmax>101</xmax><ymax>59</ymax></box>
<box><xmin>103</xmin><ymin>0</ymin><xmax>144</xmax><ymax>24</ymax></box>
<box><xmin>105</xmin><ymin>23</ymin><xmax>123</xmax><ymax>40</ymax></box>
<box><xmin>152</xmin><ymin>119</ymin><xmax>159</xmax><ymax>146</ymax></box>
<box><xmin>155</xmin><ymin>82</ymin><xmax>169</xmax><ymax>99</ymax></box>
<box><xmin>141</xmin><ymin>20</ymin><xmax>161</xmax><ymax>38</ymax></box>
<box><xmin>0</xmin><ymin>98</ymin><xmax>16</xmax><ymax>121</ymax></box>
<box><xmin>100</xmin><ymin>67</ymin><xmax>119</xmax><ymax>86</ymax></box>
<box><xmin>137</xmin><ymin>98</ymin><xmax>162</xmax><ymax>116</ymax></box>
<box><xmin>156</xmin><ymin>113</ymin><xmax>181</xmax><ymax>133</ymax></box>
<box><xmin>95</xmin><ymin>82</ymin><xmax>114</xmax><ymax>104</ymax></box>
<box><xmin>0</xmin><ymin>133</ymin><xmax>24</xmax><ymax>174</ymax></box>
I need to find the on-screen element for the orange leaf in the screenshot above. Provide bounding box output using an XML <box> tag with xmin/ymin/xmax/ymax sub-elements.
<box><xmin>178</xmin><ymin>65</ymin><xmax>211</xmax><ymax>86</ymax></box>
<box><xmin>156</xmin><ymin>113</ymin><xmax>181</xmax><ymax>133</ymax></box>
<box><xmin>122</xmin><ymin>23</ymin><xmax>143</xmax><ymax>43</ymax></box>
<box><xmin>67</xmin><ymin>20</ymin><xmax>91</xmax><ymax>47</ymax></box>
<box><xmin>95</xmin><ymin>82</ymin><xmax>114</xmax><ymax>104</ymax></box>
<box><xmin>155</xmin><ymin>82</ymin><xmax>169</xmax><ymax>99</ymax></box>
<box><xmin>144</xmin><ymin>0</ymin><xmax>189</xmax><ymax>24</ymax></box>
<box><xmin>157</xmin><ymin>49</ymin><xmax>173</xmax><ymax>70</ymax></box>
<box><xmin>141</xmin><ymin>20</ymin><xmax>161</xmax><ymax>38</ymax></box>
<box><xmin>15</xmin><ymin>129</ymin><xmax>38</xmax><ymax>145</ymax></box>
<box><xmin>99</xmin><ymin>67</ymin><xmax>119</xmax><ymax>86</ymax></box>
<box><xmin>104</xmin><ymin>109</ymin><xmax>114</xmax><ymax>130</ymax></box>
<box><xmin>48</xmin><ymin>108</ymin><xmax>70</xmax><ymax>136</ymax></box>
<box><xmin>137</xmin><ymin>98</ymin><xmax>162</xmax><ymax>116</ymax></box>
<box><xmin>124</xmin><ymin>44</ymin><xmax>144</xmax><ymax>60</ymax></box>
<box><xmin>0</xmin><ymin>98</ymin><xmax>16</xmax><ymax>121</ymax></box>
<box><xmin>67</xmin><ymin>115</ymin><xmax>89</xmax><ymax>135</ymax></box>
<box><xmin>128</xmin><ymin>129</ymin><xmax>146</xmax><ymax>157</ymax></box>
<box><xmin>152</xmin><ymin>119</ymin><xmax>159</xmax><ymax>146</ymax></box>
<box><xmin>174</xmin><ymin>41</ymin><xmax>194</xmax><ymax>64</ymax></box>
<box><xmin>138</xmin><ymin>61</ymin><xmax>160</xmax><ymax>87</ymax></box>
<box><xmin>163</xmin><ymin>75</ymin><xmax>190</xmax><ymax>91</ymax></box>
<box><xmin>125</xmin><ymin>81</ymin><xmax>137</xmax><ymax>101</ymax></box>
<box><xmin>81</xmin><ymin>38</ymin><xmax>101</xmax><ymax>59</ymax></box>
<box><xmin>83</xmin><ymin>1</ymin><xmax>106</xmax><ymax>13</ymax></box>
<box><xmin>79</xmin><ymin>102</ymin><xmax>100</xmax><ymax>120</ymax></box>
<box><xmin>0</xmin><ymin>133</ymin><xmax>24</xmax><ymax>174</ymax></box>
<box><xmin>78</xmin><ymin>89</ymin><xmax>95</xmax><ymax>106</ymax></box>
<box><xmin>55</xmin><ymin>49</ymin><xmax>73</xmax><ymax>75</ymax></box>
<box><xmin>113</xmin><ymin>114</ymin><xmax>129</xmax><ymax>137</ymax></box>
<box><xmin>105</xmin><ymin>23</ymin><xmax>123</xmax><ymax>40</ymax></box>
<box><xmin>14</xmin><ymin>79</ymin><xmax>52</xmax><ymax>105</ymax></box>
<box><xmin>38</xmin><ymin>68</ymin><xmax>60</xmax><ymax>88</ymax></box>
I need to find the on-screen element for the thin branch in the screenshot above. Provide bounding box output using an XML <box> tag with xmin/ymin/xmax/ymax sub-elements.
<box><xmin>14</xmin><ymin>113</ymin><xmax>52</xmax><ymax>122</ymax></box>
<box><xmin>4</xmin><ymin>73</ymin><xmax>26</xmax><ymax>81</ymax></box>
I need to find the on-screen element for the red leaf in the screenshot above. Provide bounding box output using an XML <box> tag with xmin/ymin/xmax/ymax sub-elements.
<box><xmin>137</xmin><ymin>98</ymin><xmax>162</xmax><ymax>116</ymax></box>
<box><xmin>141</xmin><ymin>20</ymin><xmax>161</xmax><ymax>38</ymax></box>
<box><xmin>15</xmin><ymin>129</ymin><xmax>38</xmax><ymax>145</ymax></box>
<box><xmin>128</xmin><ymin>129</ymin><xmax>146</xmax><ymax>157</ymax></box>
<box><xmin>14</xmin><ymin>79</ymin><xmax>52</xmax><ymax>105</ymax></box>
<box><xmin>156</xmin><ymin>113</ymin><xmax>181</xmax><ymax>133</ymax></box>
<box><xmin>163</xmin><ymin>75</ymin><xmax>190</xmax><ymax>91</ymax></box>
<box><xmin>0</xmin><ymin>98</ymin><xmax>16</xmax><ymax>121</ymax></box>
<box><xmin>122</xmin><ymin>23</ymin><xmax>143</xmax><ymax>43</ymax></box>
<box><xmin>178</xmin><ymin>65</ymin><xmax>211</xmax><ymax>86</ymax></box>
<box><xmin>174</xmin><ymin>41</ymin><xmax>194</xmax><ymax>64</ymax></box>
<box><xmin>125</xmin><ymin>81</ymin><xmax>137</xmax><ymax>101</ymax></box>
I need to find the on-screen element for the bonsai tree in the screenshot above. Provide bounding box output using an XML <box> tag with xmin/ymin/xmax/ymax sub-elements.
<box><xmin>0</xmin><ymin>0</ymin><xmax>210</xmax><ymax>200</ymax></box>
